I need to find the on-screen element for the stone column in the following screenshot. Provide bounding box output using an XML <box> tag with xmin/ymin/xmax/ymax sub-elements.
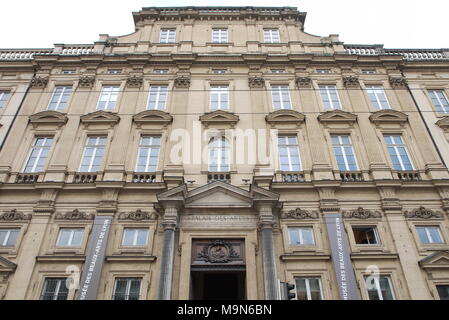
<box><xmin>156</xmin><ymin>206</ymin><xmax>178</xmax><ymax>300</ymax></box>
<box><xmin>258</xmin><ymin>205</ymin><xmax>280</xmax><ymax>300</ymax></box>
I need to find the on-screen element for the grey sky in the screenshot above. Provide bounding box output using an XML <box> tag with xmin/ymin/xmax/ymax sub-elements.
<box><xmin>2</xmin><ymin>0</ymin><xmax>447</xmax><ymax>49</ymax></box>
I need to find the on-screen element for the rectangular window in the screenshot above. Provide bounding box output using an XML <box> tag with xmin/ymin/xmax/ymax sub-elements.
<box><xmin>56</xmin><ymin>228</ymin><xmax>84</xmax><ymax>247</ymax></box>
<box><xmin>278</xmin><ymin>136</ymin><xmax>302</xmax><ymax>172</ymax></box>
<box><xmin>160</xmin><ymin>29</ymin><xmax>176</xmax><ymax>43</ymax></box>
<box><xmin>79</xmin><ymin>136</ymin><xmax>107</xmax><ymax>172</ymax></box>
<box><xmin>23</xmin><ymin>137</ymin><xmax>53</xmax><ymax>173</ymax></box>
<box><xmin>295</xmin><ymin>277</ymin><xmax>323</xmax><ymax>300</ymax></box>
<box><xmin>263</xmin><ymin>29</ymin><xmax>280</xmax><ymax>43</ymax></box>
<box><xmin>210</xmin><ymin>85</ymin><xmax>229</xmax><ymax>110</ymax></box>
<box><xmin>47</xmin><ymin>86</ymin><xmax>72</xmax><ymax>111</ymax></box>
<box><xmin>212</xmin><ymin>29</ymin><xmax>228</xmax><ymax>43</ymax></box>
<box><xmin>122</xmin><ymin>228</ymin><xmax>149</xmax><ymax>247</ymax></box>
<box><xmin>153</xmin><ymin>69</ymin><xmax>168</xmax><ymax>74</ymax></box>
<box><xmin>97</xmin><ymin>86</ymin><xmax>119</xmax><ymax>110</ymax></box>
<box><xmin>113</xmin><ymin>278</ymin><xmax>142</xmax><ymax>300</ymax></box>
<box><xmin>61</xmin><ymin>69</ymin><xmax>76</xmax><ymax>74</ymax></box>
<box><xmin>0</xmin><ymin>91</ymin><xmax>11</xmax><ymax>109</ymax></box>
<box><xmin>331</xmin><ymin>135</ymin><xmax>358</xmax><ymax>171</ymax></box>
<box><xmin>437</xmin><ymin>285</ymin><xmax>449</xmax><ymax>300</ymax></box>
<box><xmin>366</xmin><ymin>85</ymin><xmax>390</xmax><ymax>110</ymax></box>
<box><xmin>362</xmin><ymin>69</ymin><xmax>376</xmax><ymax>74</ymax></box>
<box><xmin>319</xmin><ymin>85</ymin><xmax>341</xmax><ymax>110</ymax></box>
<box><xmin>147</xmin><ymin>86</ymin><xmax>168</xmax><ymax>110</ymax></box>
<box><xmin>212</xmin><ymin>69</ymin><xmax>227</xmax><ymax>74</ymax></box>
<box><xmin>271</xmin><ymin>69</ymin><xmax>286</xmax><ymax>73</ymax></box>
<box><xmin>384</xmin><ymin>135</ymin><xmax>414</xmax><ymax>171</ymax></box>
<box><xmin>428</xmin><ymin>89</ymin><xmax>449</xmax><ymax>113</ymax></box>
<box><xmin>288</xmin><ymin>227</ymin><xmax>315</xmax><ymax>245</ymax></box>
<box><xmin>365</xmin><ymin>275</ymin><xmax>395</xmax><ymax>300</ymax></box>
<box><xmin>208</xmin><ymin>137</ymin><xmax>229</xmax><ymax>172</ymax></box>
<box><xmin>0</xmin><ymin>229</ymin><xmax>20</xmax><ymax>247</ymax></box>
<box><xmin>40</xmin><ymin>278</ymin><xmax>69</xmax><ymax>300</ymax></box>
<box><xmin>107</xmin><ymin>69</ymin><xmax>122</xmax><ymax>74</ymax></box>
<box><xmin>352</xmin><ymin>226</ymin><xmax>380</xmax><ymax>245</ymax></box>
<box><xmin>416</xmin><ymin>226</ymin><xmax>444</xmax><ymax>244</ymax></box>
<box><xmin>271</xmin><ymin>85</ymin><xmax>292</xmax><ymax>110</ymax></box>
<box><xmin>136</xmin><ymin>136</ymin><xmax>161</xmax><ymax>172</ymax></box>
<box><xmin>316</xmin><ymin>69</ymin><xmax>331</xmax><ymax>74</ymax></box>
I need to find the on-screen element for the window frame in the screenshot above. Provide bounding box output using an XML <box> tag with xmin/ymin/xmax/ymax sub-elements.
<box><xmin>263</xmin><ymin>29</ymin><xmax>280</xmax><ymax>43</ymax></box>
<box><xmin>78</xmin><ymin>136</ymin><xmax>108</xmax><ymax>173</ymax></box>
<box><xmin>271</xmin><ymin>85</ymin><xmax>292</xmax><ymax>110</ymax></box>
<box><xmin>288</xmin><ymin>227</ymin><xmax>315</xmax><ymax>246</ymax></box>
<box><xmin>209</xmin><ymin>85</ymin><xmax>230</xmax><ymax>111</ymax></box>
<box><xmin>159</xmin><ymin>28</ymin><xmax>176</xmax><ymax>43</ymax></box>
<box><xmin>319</xmin><ymin>85</ymin><xmax>342</xmax><ymax>110</ymax></box>
<box><xmin>96</xmin><ymin>85</ymin><xmax>120</xmax><ymax>111</ymax></box>
<box><xmin>146</xmin><ymin>85</ymin><xmax>169</xmax><ymax>110</ymax></box>
<box><xmin>135</xmin><ymin>135</ymin><xmax>161</xmax><ymax>173</ymax></box>
<box><xmin>208</xmin><ymin>136</ymin><xmax>230</xmax><ymax>172</ymax></box>
<box><xmin>416</xmin><ymin>225</ymin><xmax>445</xmax><ymax>244</ymax></box>
<box><xmin>277</xmin><ymin>135</ymin><xmax>302</xmax><ymax>172</ymax></box>
<box><xmin>56</xmin><ymin>227</ymin><xmax>85</xmax><ymax>247</ymax></box>
<box><xmin>383</xmin><ymin>135</ymin><xmax>415</xmax><ymax>171</ymax></box>
<box><xmin>364</xmin><ymin>275</ymin><xmax>396</xmax><ymax>300</ymax></box>
<box><xmin>0</xmin><ymin>90</ymin><xmax>11</xmax><ymax>110</ymax></box>
<box><xmin>295</xmin><ymin>277</ymin><xmax>324</xmax><ymax>300</ymax></box>
<box><xmin>352</xmin><ymin>226</ymin><xmax>381</xmax><ymax>245</ymax></box>
<box><xmin>40</xmin><ymin>278</ymin><xmax>69</xmax><ymax>300</ymax></box>
<box><xmin>22</xmin><ymin>136</ymin><xmax>54</xmax><ymax>173</ymax></box>
<box><xmin>0</xmin><ymin>228</ymin><xmax>20</xmax><ymax>247</ymax></box>
<box><xmin>112</xmin><ymin>277</ymin><xmax>142</xmax><ymax>300</ymax></box>
<box><xmin>212</xmin><ymin>28</ymin><xmax>228</xmax><ymax>43</ymax></box>
<box><xmin>47</xmin><ymin>85</ymin><xmax>72</xmax><ymax>111</ymax></box>
<box><xmin>428</xmin><ymin>89</ymin><xmax>449</xmax><ymax>113</ymax></box>
<box><xmin>365</xmin><ymin>85</ymin><xmax>391</xmax><ymax>110</ymax></box>
<box><xmin>121</xmin><ymin>228</ymin><xmax>149</xmax><ymax>247</ymax></box>
<box><xmin>330</xmin><ymin>135</ymin><xmax>359</xmax><ymax>171</ymax></box>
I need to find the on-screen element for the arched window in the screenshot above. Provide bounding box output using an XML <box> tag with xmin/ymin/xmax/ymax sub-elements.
<box><xmin>208</xmin><ymin>136</ymin><xmax>230</xmax><ymax>172</ymax></box>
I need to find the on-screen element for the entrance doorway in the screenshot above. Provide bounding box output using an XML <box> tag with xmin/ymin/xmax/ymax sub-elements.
<box><xmin>191</xmin><ymin>270</ymin><xmax>246</xmax><ymax>300</ymax></box>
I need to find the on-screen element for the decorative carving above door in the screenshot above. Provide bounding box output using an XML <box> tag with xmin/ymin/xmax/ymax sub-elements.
<box><xmin>192</xmin><ymin>239</ymin><xmax>245</xmax><ymax>266</ymax></box>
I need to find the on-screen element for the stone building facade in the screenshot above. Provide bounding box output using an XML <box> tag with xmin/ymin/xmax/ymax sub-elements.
<box><xmin>0</xmin><ymin>6</ymin><xmax>449</xmax><ymax>300</ymax></box>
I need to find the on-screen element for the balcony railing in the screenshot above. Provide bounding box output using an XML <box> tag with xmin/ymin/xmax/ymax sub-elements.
<box><xmin>280</xmin><ymin>172</ymin><xmax>306</xmax><ymax>183</ymax></box>
<box><xmin>15</xmin><ymin>173</ymin><xmax>39</xmax><ymax>184</ymax></box>
<box><xmin>0</xmin><ymin>45</ymin><xmax>97</xmax><ymax>60</ymax></box>
<box><xmin>132</xmin><ymin>174</ymin><xmax>157</xmax><ymax>183</ymax></box>
<box><xmin>73</xmin><ymin>173</ymin><xmax>98</xmax><ymax>184</ymax></box>
<box><xmin>395</xmin><ymin>171</ymin><xmax>421</xmax><ymax>181</ymax></box>
<box><xmin>339</xmin><ymin>172</ymin><xmax>364</xmax><ymax>182</ymax></box>
<box><xmin>345</xmin><ymin>45</ymin><xmax>449</xmax><ymax>61</ymax></box>
<box><xmin>208</xmin><ymin>172</ymin><xmax>231</xmax><ymax>184</ymax></box>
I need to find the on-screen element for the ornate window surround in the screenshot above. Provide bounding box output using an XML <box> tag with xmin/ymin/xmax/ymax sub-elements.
<box><xmin>0</xmin><ymin>209</ymin><xmax>31</xmax><ymax>256</ymax></box>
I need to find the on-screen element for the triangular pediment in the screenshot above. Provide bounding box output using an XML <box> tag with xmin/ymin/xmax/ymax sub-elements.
<box><xmin>0</xmin><ymin>256</ymin><xmax>17</xmax><ymax>273</ymax></box>
<box><xmin>318</xmin><ymin>110</ymin><xmax>357</xmax><ymax>125</ymax></box>
<box><xmin>436</xmin><ymin>116</ymin><xmax>449</xmax><ymax>130</ymax></box>
<box><xmin>157</xmin><ymin>184</ymin><xmax>188</xmax><ymax>202</ymax></box>
<box><xmin>419</xmin><ymin>251</ymin><xmax>449</xmax><ymax>270</ymax></box>
<box><xmin>265</xmin><ymin>109</ymin><xmax>305</xmax><ymax>126</ymax></box>
<box><xmin>80</xmin><ymin>110</ymin><xmax>120</xmax><ymax>126</ymax></box>
<box><xmin>186</xmin><ymin>181</ymin><xmax>252</xmax><ymax>208</ymax></box>
<box><xmin>29</xmin><ymin>110</ymin><xmax>68</xmax><ymax>127</ymax></box>
<box><xmin>369</xmin><ymin>110</ymin><xmax>408</xmax><ymax>125</ymax></box>
<box><xmin>133</xmin><ymin>110</ymin><xmax>173</xmax><ymax>127</ymax></box>
<box><xmin>199</xmin><ymin>110</ymin><xmax>239</xmax><ymax>127</ymax></box>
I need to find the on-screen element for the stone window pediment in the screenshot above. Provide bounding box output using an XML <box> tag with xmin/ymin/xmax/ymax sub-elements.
<box><xmin>80</xmin><ymin>110</ymin><xmax>120</xmax><ymax>128</ymax></box>
<box><xmin>436</xmin><ymin>116</ymin><xmax>449</xmax><ymax>131</ymax></box>
<box><xmin>133</xmin><ymin>110</ymin><xmax>173</xmax><ymax>128</ymax></box>
<box><xmin>419</xmin><ymin>251</ymin><xmax>449</xmax><ymax>270</ymax></box>
<box><xmin>265</xmin><ymin>109</ymin><xmax>305</xmax><ymax>127</ymax></box>
<box><xmin>29</xmin><ymin>110</ymin><xmax>68</xmax><ymax>128</ymax></box>
<box><xmin>199</xmin><ymin>110</ymin><xmax>239</xmax><ymax>128</ymax></box>
<box><xmin>369</xmin><ymin>110</ymin><xmax>408</xmax><ymax>126</ymax></box>
<box><xmin>0</xmin><ymin>256</ymin><xmax>17</xmax><ymax>274</ymax></box>
<box><xmin>318</xmin><ymin>110</ymin><xmax>357</xmax><ymax>126</ymax></box>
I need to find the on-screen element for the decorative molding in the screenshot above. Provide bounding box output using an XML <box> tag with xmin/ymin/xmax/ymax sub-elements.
<box><xmin>281</xmin><ymin>208</ymin><xmax>318</xmax><ymax>220</ymax></box>
<box><xmin>248</xmin><ymin>76</ymin><xmax>265</xmax><ymax>88</ymax></box>
<box><xmin>30</xmin><ymin>76</ymin><xmax>49</xmax><ymax>88</ymax></box>
<box><xmin>343</xmin><ymin>76</ymin><xmax>360</xmax><ymax>88</ymax></box>
<box><xmin>126</xmin><ymin>76</ymin><xmax>143</xmax><ymax>88</ymax></box>
<box><xmin>404</xmin><ymin>206</ymin><xmax>443</xmax><ymax>219</ymax></box>
<box><xmin>419</xmin><ymin>251</ymin><xmax>449</xmax><ymax>270</ymax></box>
<box><xmin>318</xmin><ymin>109</ymin><xmax>357</xmax><ymax>126</ymax></box>
<box><xmin>389</xmin><ymin>76</ymin><xmax>408</xmax><ymax>88</ymax></box>
<box><xmin>118</xmin><ymin>209</ymin><xmax>158</xmax><ymax>221</ymax></box>
<box><xmin>295</xmin><ymin>77</ymin><xmax>312</xmax><ymax>88</ymax></box>
<box><xmin>369</xmin><ymin>109</ymin><xmax>408</xmax><ymax>126</ymax></box>
<box><xmin>436</xmin><ymin>116</ymin><xmax>449</xmax><ymax>131</ymax></box>
<box><xmin>199</xmin><ymin>110</ymin><xmax>239</xmax><ymax>128</ymax></box>
<box><xmin>78</xmin><ymin>75</ymin><xmax>95</xmax><ymax>88</ymax></box>
<box><xmin>197</xmin><ymin>240</ymin><xmax>240</xmax><ymax>263</ymax></box>
<box><xmin>80</xmin><ymin>110</ymin><xmax>120</xmax><ymax>127</ymax></box>
<box><xmin>174</xmin><ymin>76</ymin><xmax>191</xmax><ymax>88</ymax></box>
<box><xmin>132</xmin><ymin>110</ymin><xmax>173</xmax><ymax>128</ymax></box>
<box><xmin>54</xmin><ymin>209</ymin><xmax>94</xmax><ymax>220</ymax></box>
<box><xmin>265</xmin><ymin>109</ymin><xmax>305</xmax><ymax>127</ymax></box>
<box><xmin>343</xmin><ymin>207</ymin><xmax>382</xmax><ymax>219</ymax></box>
<box><xmin>0</xmin><ymin>209</ymin><xmax>31</xmax><ymax>221</ymax></box>
<box><xmin>29</xmin><ymin>110</ymin><xmax>68</xmax><ymax>128</ymax></box>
